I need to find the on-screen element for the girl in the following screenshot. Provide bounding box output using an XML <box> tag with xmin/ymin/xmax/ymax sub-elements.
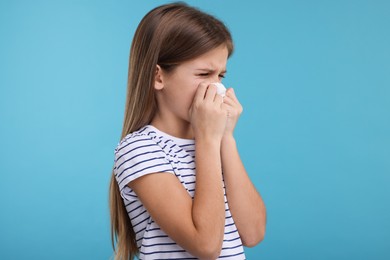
<box><xmin>109</xmin><ymin>3</ymin><xmax>266</xmax><ymax>259</ymax></box>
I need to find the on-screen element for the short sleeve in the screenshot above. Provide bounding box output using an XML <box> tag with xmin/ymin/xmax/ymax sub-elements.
<box><xmin>114</xmin><ymin>134</ymin><xmax>174</xmax><ymax>197</ymax></box>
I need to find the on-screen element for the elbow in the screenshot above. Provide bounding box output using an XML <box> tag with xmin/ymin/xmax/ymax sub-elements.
<box><xmin>195</xmin><ymin>237</ymin><xmax>223</xmax><ymax>260</ymax></box>
<box><xmin>242</xmin><ymin>227</ymin><xmax>266</xmax><ymax>248</ymax></box>
<box><xmin>197</xmin><ymin>243</ymin><xmax>222</xmax><ymax>260</ymax></box>
<box><xmin>242</xmin><ymin>214</ymin><xmax>267</xmax><ymax>247</ymax></box>
<box><xmin>198</xmin><ymin>250</ymin><xmax>221</xmax><ymax>260</ymax></box>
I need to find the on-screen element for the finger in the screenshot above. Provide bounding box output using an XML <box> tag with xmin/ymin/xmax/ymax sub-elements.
<box><xmin>190</xmin><ymin>83</ymin><xmax>208</xmax><ymax>116</ymax></box>
<box><xmin>220</xmin><ymin>103</ymin><xmax>230</xmax><ymax>116</ymax></box>
<box><xmin>193</xmin><ymin>82</ymin><xmax>209</xmax><ymax>103</ymax></box>
<box><xmin>221</xmin><ymin>101</ymin><xmax>234</xmax><ymax>110</ymax></box>
<box><xmin>221</xmin><ymin>103</ymin><xmax>233</xmax><ymax>117</ymax></box>
<box><xmin>214</xmin><ymin>93</ymin><xmax>224</xmax><ymax>105</ymax></box>
<box><xmin>222</xmin><ymin>95</ymin><xmax>236</xmax><ymax>106</ymax></box>
<box><xmin>226</xmin><ymin>88</ymin><xmax>239</xmax><ymax>102</ymax></box>
<box><xmin>204</xmin><ymin>84</ymin><xmax>217</xmax><ymax>102</ymax></box>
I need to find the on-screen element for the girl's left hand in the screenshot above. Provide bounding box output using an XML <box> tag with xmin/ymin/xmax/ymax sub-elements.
<box><xmin>221</xmin><ymin>87</ymin><xmax>243</xmax><ymax>137</ymax></box>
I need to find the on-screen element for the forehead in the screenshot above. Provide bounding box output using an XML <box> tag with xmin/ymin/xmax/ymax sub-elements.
<box><xmin>181</xmin><ymin>45</ymin><xmax>229</xmax><ymax>70</ymax></box>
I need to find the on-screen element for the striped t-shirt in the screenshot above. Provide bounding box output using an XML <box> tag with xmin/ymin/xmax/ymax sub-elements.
<box><xmin>113</xmin><ymin>124</ymin><xmax>245</xmax><ymax>259</ymax></box>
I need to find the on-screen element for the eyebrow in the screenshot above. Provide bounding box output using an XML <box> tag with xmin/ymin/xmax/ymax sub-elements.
<box><xmin>196</xmin><ymin>68</ymin><xmax>227</xmax><ymax>74</ymax></box>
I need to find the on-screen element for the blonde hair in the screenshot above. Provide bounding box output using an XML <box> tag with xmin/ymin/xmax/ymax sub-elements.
<box><xmin>109</xmin><ymin>2</ymin><xmax>233</xmax><ymax>259</ymax></box>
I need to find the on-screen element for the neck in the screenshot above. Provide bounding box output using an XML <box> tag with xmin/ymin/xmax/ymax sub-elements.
<box><xmin>150</xmin><ymin>112</ymin><xmax>194</xmax><ymax>140</ymax></box>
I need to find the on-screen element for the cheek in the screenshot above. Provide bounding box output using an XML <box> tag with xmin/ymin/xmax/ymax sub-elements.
<box><xmin>171</xmin><ymin>77</ymin><xmax>202</xmax><ymax>110</ymax></box>
<box><xmin>187</xmin><ymin>81</ymin><xmax>202</xmax><ymax>103</ymax></box>
<box><xmin>185</xmin><ymin>90</ymin><xmax>196</xmax><ymax>109</ymax></box>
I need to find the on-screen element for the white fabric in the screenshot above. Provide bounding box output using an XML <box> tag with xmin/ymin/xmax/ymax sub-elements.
<box><xmin>212</xmin><ymin>82</ymin><xmax>227</xmax><ymax>97</ymax></box>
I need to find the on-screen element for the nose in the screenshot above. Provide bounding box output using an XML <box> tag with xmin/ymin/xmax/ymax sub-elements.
<box><xmin>212</xmin><ymin>75</ymin><xmax>221</xmax><ymax>83</ymax></box>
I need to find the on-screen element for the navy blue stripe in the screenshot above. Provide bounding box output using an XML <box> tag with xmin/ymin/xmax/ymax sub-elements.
<box><xmin>181</xmin><ymin>173</ymin><xmax>194</xmax><ymax>178</ymax></box>
<box><xmin>126</xmin><ymin>193</ymin><xmax>137</xmax><ymax>198</ymax></box>
<box><xmin>223</xmin><ymin>236</ymin><xmax>241</xmax><ymax>242</ymax></box>
<box><xmin>117</xmin><ymin>156</ymin><xmax>167</xmax><ymax>178</ymax></box>
<box><xmin>147</xmin><ymin>130</ymin><xmax>157</xmax><ymax>136</ymax></box>
<box><xmin>219</xmin><ymin>251</ymin><xmax>245</xmax><ymax>258</ymax></box>
<box><xmin>128</xmin><ymin>203</ymin><xmax>143</xmax><ymax>214</ymax></box>
<box><xmin>172</xmin><ymin>167</ymin><xmax>196</xmax><ymax>173</ymax></box>
<box><xmin>132</xmin><ymin>209</ymin><xmax>147</xmax><ymax>220</ymax></box>
<box><xmin>141</xmin><ymin>242</ymin><xmax>176</xmax><ymax>247</ymax></box>
<box><xmin>168</xmin><ymin>159</ymin><xmax>195</xmax><ymax>165</ymax></box>
<box><xmin>119</xmin><ymin>167</ymin><xmax>174</xmax><ymax>187</ymax></box>
<box><xmin>177</xmin><ymin>167</ymin><xmax>196</xmax><ymax>171</ymax></box>
<box><xmin>117</xmin><ymin>149</ymin><xmax>162</xmax><ymax>169</ymax></box>
<box><xmin>179</xmin><ymin>143</ymin><xmax>194</xmax><ymax>147</ymax></box>
<box><xmin>145</xmin><ymin>227</ymin><xmax>162</xmax><ymax>233</ymax></box>
<box><xmin>224</xmin><ymin>229</ymin><xmax>238</xmax><ymax>235</ymax></box>
<box><xmin>135</xmin><ymin>226</ymin><xmax>146</xmax><ymax>235</ymax></box>
<box><xmin>141</xmin><ymin>249</ymin><xmax>187</xmax><ymax>255</ymax></box>
<box><xmin>222</xmin><ymin>244</ymin><xmax>243</xmax><ymax>250</ymax></box>
<box><xmin>182</xmin><ymin>145</ymin><xmax>193</xmax><ymax>150</ymax></box>
<box><xmin>121</xmin><ymin>129</ymin><xmax>148</xmax><ymax>143</ymax></box>
<box><xmin>139</xmin><ymin>126</ymin><xmax>148</xmax><ymax>133</ymax></box>
<box><xmin>133</xmin><ymin>216</ymin><xmax>149</xmax><ymax>228</ymax></box>
<box><xmin>116</xmin><ymin>137</ymin><xmax>151</xmax><ymax>154</ymax></box>
<box><xmin>116</xmin><ymin>143</ymin><xmax>157</xmax><ymax>162</ymax></box>
<box><xmin>178</xmin><ymin>154</ymin><xmax>190</xmax><ymax>159</ymax></box>
<box><xmin>225</xmin><ymin>222</ymin><xmax>236</xmax><ymax>228</ymax></box>
<box><xmin>154</xmin><ymin>257</ymin><xmax>199</xmax><ymax>260</ymax></box>
<box><xmin>125</xmin><ymin>199</ymin><xmax>137</xmax><ymax>207</ymax></box>
<box><xmin>118</xmin><ymin>164</ymin><xmax>173</xmax><ymax>186</ymax></box>
<box><xmin>143</xmin><ymin>235</ymin><xmax>169</xmax><ymax>240</ymax></box>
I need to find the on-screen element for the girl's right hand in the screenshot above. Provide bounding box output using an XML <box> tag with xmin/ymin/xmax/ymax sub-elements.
<box><xmin>189</xmin><ymin>82</ymin><xmax>227</xmax><ymax>142</ymax></box>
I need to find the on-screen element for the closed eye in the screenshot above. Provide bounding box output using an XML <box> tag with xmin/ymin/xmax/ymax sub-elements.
<box><xmin>196</xmin><ymin>72</ymin><xmax>226</xmax><ymax>78</ymax></box>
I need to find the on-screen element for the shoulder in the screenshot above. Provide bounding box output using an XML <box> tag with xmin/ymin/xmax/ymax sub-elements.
<box><xmin>113</xmin><ymin>126</ymin><xmax>174</xmax><ymax>191</ymax></box>
<box><xmin>114</xmin><ymin>126</ymin><xmax>162</xmax><ymax>156</ymax></box>
<box><xmin>115</xmin><ymin>126</ymin><xmax>149</xmax><ymax>148</ymax></box>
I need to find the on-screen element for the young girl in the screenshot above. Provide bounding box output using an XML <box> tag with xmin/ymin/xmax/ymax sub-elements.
<box><xmin>109</xmin><ymin>3</ymin><xmax>266</xmax><ymax>259</ymax></box>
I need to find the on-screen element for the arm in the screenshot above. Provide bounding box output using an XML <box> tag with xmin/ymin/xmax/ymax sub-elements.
<box><xmin>221</xmin><ymin>134</ymin><xmax>266</xmax><ymax>247</ymax></box>
<box><xmin>220</xmin><ymin>88</ymin><xmax>266</xmax><ymax>246</ymax></box>
<box><xmin>129</xmin><ymin>137</ymin><xmax>225</xmax><ymax>259</ymax></box>
<box><xmin>129</xmin><ymin>83</ymin><xmax>227</xmax><ymax>259</ymax></box>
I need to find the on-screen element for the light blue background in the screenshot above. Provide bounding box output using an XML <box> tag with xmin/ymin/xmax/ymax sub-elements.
<box><xmin>1</xmin><ymin>0</ymin><xmax>389</xmax><ymax>259</ymax></box>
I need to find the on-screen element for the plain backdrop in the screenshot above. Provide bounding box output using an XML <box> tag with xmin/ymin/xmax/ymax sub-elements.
<box><xmin>1</xmin><ymin>0</ymin><xmax>389</xmax><ymax>259</ymax></box>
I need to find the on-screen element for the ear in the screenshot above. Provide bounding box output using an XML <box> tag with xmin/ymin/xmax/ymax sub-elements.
<box><xmin>154</xmin><ymin>65</ymin><xmax>164</xmax><ymax>90</ymax></box>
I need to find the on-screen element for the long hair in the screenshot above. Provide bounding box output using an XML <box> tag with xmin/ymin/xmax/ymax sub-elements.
<box><xmin>109</xmin><ymin>2</ymin><xmax>234</xmax><ymax>259</ymax></box>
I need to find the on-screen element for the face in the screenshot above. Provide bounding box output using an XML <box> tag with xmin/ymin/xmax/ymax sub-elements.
<box><xmin>155</xmin><ymin>44</ymin><xmax>229</xmax><ymax>124</ymax></box>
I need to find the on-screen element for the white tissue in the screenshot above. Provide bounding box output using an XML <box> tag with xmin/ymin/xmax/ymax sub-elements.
<box><xmin>211</xmin><ymin>82</ymin><xmax>226</xmax><ymax>97</ymax></box>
